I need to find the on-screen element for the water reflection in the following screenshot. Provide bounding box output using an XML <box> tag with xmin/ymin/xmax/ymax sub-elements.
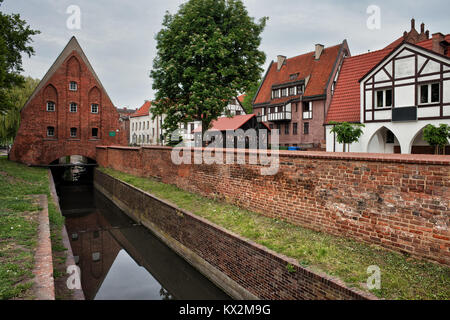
<box><xmin>56</xmin><ymin>168</ymin><xmax>230</xmax><ymax>300</ymax></box>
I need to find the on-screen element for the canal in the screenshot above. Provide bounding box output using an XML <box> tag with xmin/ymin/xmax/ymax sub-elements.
<box><xmin>51</xmin><ymin>163</ymin><xmax>230</xmax><ymax>300</ymax></box>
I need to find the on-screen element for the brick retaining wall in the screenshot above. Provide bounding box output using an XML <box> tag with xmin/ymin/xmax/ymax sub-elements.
<box><xmin>94</xmin><ymin>169</ymin><xmax>375</xmax><ymax>300</ymax></box>
<box><xmin>96</xmin><ymin>146</ymin><xmax>450</xmax><ymax>265</ymax></box>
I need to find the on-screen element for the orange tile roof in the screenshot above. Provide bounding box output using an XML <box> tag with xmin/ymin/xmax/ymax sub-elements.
<box><xmin>130</xmin><ymin>100</ymin><xmax>152</xmax><ymax>118</ymax></box>
<box><xmin>254</xmin><ymin>43</ymin><xmax>343</xmax><ymax>105</ymax></box>
<box><xmin>326</xmin><ymin>35</ymin><xmax>450</xmax><ymax>123</ymax></box>
<box><xmin>193</xmin><ymin>114</ymin><xmax>269</xmax><ymax>132</ymax></box>
<box><xmin>237</xmin><ymin>94</ymin><xmax>246</xmax><ymax>103</ymax></box>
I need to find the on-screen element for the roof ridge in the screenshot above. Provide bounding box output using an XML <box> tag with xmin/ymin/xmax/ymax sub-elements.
<box><xmin>286</xmin><ymin>43</ymin><xmax>342</xmax><ymax>61</ymax></box>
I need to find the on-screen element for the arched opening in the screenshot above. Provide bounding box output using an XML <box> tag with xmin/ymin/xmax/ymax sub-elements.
<box><xmin>367</xmin><ymin>126</ymin><xmax>401</xmax><ymax>154</ymax></box>
<box><xmin>409</xmin><ymin>126</ymin><xmax>450</xmax><ymax>154</ymax></box>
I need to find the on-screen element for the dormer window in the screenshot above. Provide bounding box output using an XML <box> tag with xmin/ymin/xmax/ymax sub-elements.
<box><xmin>289</xmin><ymin>87</ymin><xmax>296</xmax><ymax>96</ymax></box>
<box><xmin>46</xmin><ymin>101</ymin><xmax>55</xmax><ymax>112</ymax></box>
<box><xmin>69</xmin><ymin>81</ymin><xmax>78</xmax><ymax>91</ymax></box>
<box><xmin>272</xmin><ymin>89</ymin><xmax>280</xmax><ymax>99</ymax></box>
<box><xmin>297</xmin><ymin>84</ymin><xmax>305</xmax><ymax>94</ymax></box>
<box><xmin>281</xmin><ymin>88</ymin><xmax>288</xmax><ymax>97</ymax></box>
<box><xmin>289</xmin><ymin>73</ymin><xmax>299</xmax><ymax>80</ymax></box>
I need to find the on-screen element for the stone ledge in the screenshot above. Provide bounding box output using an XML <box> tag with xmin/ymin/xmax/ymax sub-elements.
<box><xmin>32</xmin><ymin>194</ymin><xmax>55</xmax><ymax>300</ymax></box>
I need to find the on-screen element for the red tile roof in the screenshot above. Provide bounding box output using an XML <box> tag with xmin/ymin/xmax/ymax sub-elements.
<box><xmin>130</xmin><ymin>100</ymin><xmax>151</xmax><ymax>118</ymax></box>
<box><xmin>254</xmin><ymin>43</ymin><xmax>343</xmax><ymax>105</ymax></box>
<box><xmin>193</xmin><ymin>114</ymin><xmax>269</xmax><ymax>132</ymax></box>
<box><xmin>326</xmin><ymin>35</ymin><xmax>450</xmax><ymax>123</ymax></box>
<box><xmin>237</xmin><ymin>94</ymin><xmax>246</xmax><ymax>103</ymax></box>
<box><xmin>325</xmin><ymin>48</ymin><xmax>392</xmax><ymax>123</ymax></box>
<box><xmin>415</xmin><ymin>35</ymin><xmax>450</xmax><ymax>57</ymax></box>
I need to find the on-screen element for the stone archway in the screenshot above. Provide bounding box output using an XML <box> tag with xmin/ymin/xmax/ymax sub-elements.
<box><xmin>367</xmin><ymin>126</ymin><xmax>401</xmax><ymax>154</ymax></box>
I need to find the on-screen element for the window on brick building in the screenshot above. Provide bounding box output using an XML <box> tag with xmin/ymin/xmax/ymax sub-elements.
<box><xmin>69</xmin><ymin>81</ymin><xmax>78</xmax><ymax>91</ymax></box>
<box><xmin>303</xmin><ymin>102</ymin><xmax>312</xmax><ymax>119</ymax></box>
<box><xmin>47</xmin><ymin>126</ymin><xmax>55</xmax><ymax>137</ymax></box>
<box><xmin>284</xmin><ymin>124</ymin><xmax>289</xmax><ymax>135</ymax></box>
<box><xmin>303</xmin><ymin>122</ymin><xmax>309</xmax><ymax>135</ymax></box>
<box><xmin>70</xmin><ymin>127</ymin><xmax>77</xmax><ymax>137</ymax></box>
<box><xmin>91</xmin><ymin>104</ymin><xmax>99</xmax><ymax>113</ymax></box>
<box><xmin>47</xmin><ymin>101</ymin><xmax>55</xmax><ymax>112</ymax></box>
<box><xmin>92</xmin><ymin>128</ymin><xmax>98</xmax><ymax>138</ymax></box>
<box><xmin>269</xmin><ymin>124</ymin><xmax>274</xmax><ymax>130</ymax></box>
<box><xmin>276</xmin><ymin>123</ymin><xmax>281</xmax><ymax>134</ymax></box>
<box><xmin>70</xmin><ymin>103</ymin><xmax>77</xmax><ymax>113</ymax></box>
<box><xmin>293</xmin><ymin>123</ymin><xmax>298</xmax><ymax>135</ymax></box>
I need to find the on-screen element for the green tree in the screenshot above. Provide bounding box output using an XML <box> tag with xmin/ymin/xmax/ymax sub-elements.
<box><xmin>329</xmin><ymin>121</ymin><xmax>365</xmax><ymax>152</ymax></box>
<box><xmin>0</xmin><ymin>0</ymin><xmax>40</xmax><ymax>114</ymax></box>
<box><xmin>241</xmin><ymin>79</ymin><xmax>261</xmax><ymax>114</ymax></box>
<box><xmin>423</xmin><ymin>124</ymin><xmax>450</xmax><ymax>155</ymax></box>
<box><xmin>0</xmin><ymin>76</ymin><xmax>39</xmax><ymax>145</ymax></box>
<box><xmin>150</xmin><ymin>0</ymin><xmax>267</xmax><ymax>145</ymax></box>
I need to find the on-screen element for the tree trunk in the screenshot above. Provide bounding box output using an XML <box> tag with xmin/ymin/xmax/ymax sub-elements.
<box><xmin>201</xmin><ymin>119</ymin><xmax>208</xmax><ymax>148</ymax></box>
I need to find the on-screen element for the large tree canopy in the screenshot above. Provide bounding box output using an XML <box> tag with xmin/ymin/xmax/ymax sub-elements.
<box><xmin>150</xmin><ymin>0</ymin><xmax>267</xmax><ymax>141</ymax></box>
<box><xmin>0</xmin><ymin>76</ymin><xmax>39</xmax><ymax>145</ymax></box>
<box><xmin>0</xmin><ymin>0</ymin><xmax>39</xmax><ymax>114</ymax></box>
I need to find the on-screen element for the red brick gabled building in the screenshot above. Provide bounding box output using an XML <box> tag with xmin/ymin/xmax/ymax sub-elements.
<box><xmin>9</xmin><ymin>37</ymin><xmax>127</xmax><ymax>165</ymax></box>
<box><xmin>252</xmin><ymin>41</ymin><xmax>350</xmax><ymax>149</ymax></box>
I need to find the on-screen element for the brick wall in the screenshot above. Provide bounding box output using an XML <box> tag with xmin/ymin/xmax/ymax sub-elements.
<box><xmin>95</xmin><ymin>169</ymin><xmax>374</xmax><ymax>300</ymax></box>
<box><xmin>96</xmin><ymin>146</ymin><xmax>450</xmax><ymax>265</ymax></box>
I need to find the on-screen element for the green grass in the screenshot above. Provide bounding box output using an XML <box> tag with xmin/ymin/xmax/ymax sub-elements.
<box><xmin>0</xmin><ymin>156</ymin><xmax>65</xmax><ymax>299</ymax></box>
<box><xmin>100</xmin><ymin>167</ymin><xmax>450</xmax><ymax>300</ymax></box>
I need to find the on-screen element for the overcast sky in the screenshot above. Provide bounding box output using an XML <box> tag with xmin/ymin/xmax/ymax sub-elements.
<box><xmin>2</xmin><ymin>0</ymin><xmax>448</xmax><ymax>110</ymax></box>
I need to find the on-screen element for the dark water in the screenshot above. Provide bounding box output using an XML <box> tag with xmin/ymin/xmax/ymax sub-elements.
<box><xmin>52</xmin><ymin>166</ymin><xmax>230</xmax><ymax>300</ymax></box>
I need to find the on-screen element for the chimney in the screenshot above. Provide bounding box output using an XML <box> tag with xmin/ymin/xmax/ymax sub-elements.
<box><xmin>411</xmin><ymin>18</ymin><xmax>415</xmax><ymax>30</ymax></box>
<box><xmin>277</xmin><ymin>55</ymin><xmax>286</xmax><ymax>71</ymax></box>
<box><xmin>432</xmin><ymin>32</ymin><xmax>445</xmax><ymax>55</ymax></box>
<box><xmin>315</xmin><ymin>44</ymin><xmax>324</xmax><ymax>60</ymax></box>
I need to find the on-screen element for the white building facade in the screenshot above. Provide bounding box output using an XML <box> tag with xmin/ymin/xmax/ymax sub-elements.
<box><xmin>129</xmin><ymin>101</ymin><xmax>166</xmax><ymax>145</ymax></box>
<box><xmin>326</xmin><ymin>41</ymin><xmax>450</xmax><ymax>154</ymax></box>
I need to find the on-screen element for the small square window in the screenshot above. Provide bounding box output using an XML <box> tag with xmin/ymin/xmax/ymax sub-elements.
<box><xmin>70</xmin><ymin>128</ymin><xmax>77</xmax><ymax>137</ymax></box>
<box><xmin>69</xmin><ymin>81</ymin><xmax>78</xmax><ymax>91</ymax></box>
<box><xmin>47</xmin><ymin>101</ymin><xmax>55</xmax><ymax>112</ymax></box>
<box><xmin>91</xmin><ymin>104</ymin><xmax>98</xmax><ymax>113</ymax></box>
<box><xmin>70</xmin><ymin>103</ymin><xmax>77</xmax><ymax>113</ymax></box>
<box><xmin>47</xmin><ymin>126</ymin><xmax>55</xmax><ymax>137</ymax></box>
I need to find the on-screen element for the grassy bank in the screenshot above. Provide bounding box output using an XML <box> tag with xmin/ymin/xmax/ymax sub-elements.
<box><xmin>0</xmin><ymin>157</ymin><xmax>65</xmax><ymax>299</ymax></box>
<box><xmin>100</xmin><ymin>167</ymin><xmax>450</xmax><ymax>300</ymax></box>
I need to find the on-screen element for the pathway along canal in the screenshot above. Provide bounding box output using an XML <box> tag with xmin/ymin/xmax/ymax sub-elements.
<box><xmin>51</xmin><ymin>163</ymin><xmax>230</xmax><ymax>300</ymax></box>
